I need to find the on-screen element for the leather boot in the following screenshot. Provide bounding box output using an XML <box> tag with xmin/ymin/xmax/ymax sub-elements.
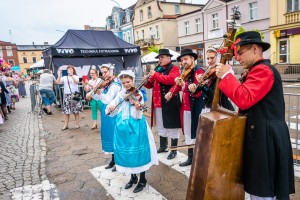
<box><xmin>105</xmin><ymin>154</ymin><xmax>115</xmax><ymax>169</ymax></box>
<box><xmin>167</xmin><ymin>138</ymin><xmax>178</xmax><ymax>160</ymax></box>
<box><xmin>179</xmin><ymin>148</ymin><xmax>193</xmax><ymax>167</ymax></box>
<box><xmin>124</xmin><ymin>174</ymin><xmax>138</xmax><ymax>189</ymax></box>
<box><xmin>157</xmin><ymin>136</ymin><xmax>168</xmax><ymax>153</ymax></box>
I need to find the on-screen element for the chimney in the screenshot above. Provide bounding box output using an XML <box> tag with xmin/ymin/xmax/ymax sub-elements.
<box><xmin>32</xmin><ymin>42</ymin><xmax>35</xmax><ymax>45</ymax></box>
<box><xmin>180</xmin><ymin>0</ymin><xmax>185</xmax><ymax>3</ymax></box>
<box><xmin>44</xmin><ymin>42</ymin><xmax>49</xmax><ymax>45</ymax></box>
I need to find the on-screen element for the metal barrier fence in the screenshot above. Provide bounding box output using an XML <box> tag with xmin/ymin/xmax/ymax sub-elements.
<box><xmin>275</xmin><ymin>65</ymin><xmax>300</xmax><ymax>81</ymax></box>
<box><xmin>56</xmin><ymin>83</ymin><xmax>90</xmax><ymax>109</ymax></box>
<box><xmin>284</xmin><ymin>84</ymin><xmax>300</xmax><ymax>166</ymax></box>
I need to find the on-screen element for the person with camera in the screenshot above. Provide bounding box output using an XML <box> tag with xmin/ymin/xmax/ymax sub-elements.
<box><xmin>57</xmin><ymin>65</ymin><xmax>83</xmax><ymax>131</ymax></box>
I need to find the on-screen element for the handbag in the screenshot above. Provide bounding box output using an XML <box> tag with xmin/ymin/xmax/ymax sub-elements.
<box><xmin>67</xmin><ymin>77</ymin><xmax>82</xmax><ymax>101</ymax></box>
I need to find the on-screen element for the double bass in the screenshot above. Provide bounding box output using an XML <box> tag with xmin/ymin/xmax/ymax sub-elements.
<box><xmin>186</xmin><ymin>28</ymin><xmax>246</xmax><ymax>199</ymax></box>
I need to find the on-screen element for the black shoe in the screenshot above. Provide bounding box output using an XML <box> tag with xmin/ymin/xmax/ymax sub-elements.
<box><xmin>157</xmin><ymin>147</ymin><xmax>168</xmax><ymax>153</ymax></box>
<box><xmin>167</xmin><ymin>151</ymin><xmax>177</xmax><ymax>160</ymax></box>
<box><xmin>43</xmin><ymin>108</ymin><xmax>48</xmax><ymax>113</ymax></box>
<box><xmin>111</xmin><ymin>166</ymin><xmax>116</xmax><ymax>172</ymax></box>
<box><xmin>46</xmin><ymin>111</ymin><xmax>52</xmax><ymax>115</ymax></box>
<box><xmin>167</xmin><ymin>138</ymin><xmax>178</xmax><ymax>160</ymax></box>
<box><xmin>105</xmin><ymin>161</ymin><xmax>115</xmax><ymax>169</ymax></box>
<box><xmin>124</xmin><ymin>176</ymin><xmax>138</xmax><ymax>189</ymax></box>
<box><xmin>179</xmin><ymin>158</ymin><xmax>192</xmax><ymax>166</ymax></box>
<box><xmin>179</xmin><ymin>148</ymin><xmax>193</xmax><ymax>166</ymax></box>
<box><xmin>157</xmin><ymin>136</ymin><xmax>168</xmax><ymax>153</ymax></box>
<box><xmin>133</xmin><ymin>181</ymin><xmax>147</xmax><ymax>193</ymax></box>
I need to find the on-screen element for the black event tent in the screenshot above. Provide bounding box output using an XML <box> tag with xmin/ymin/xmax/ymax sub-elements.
<box><xmin>43</xmin><ymin>30</ymin><xmax>142</xmax><ymax>78</ymax></box>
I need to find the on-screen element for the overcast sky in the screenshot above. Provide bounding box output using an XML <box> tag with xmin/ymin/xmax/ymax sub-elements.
<box><xmin>0</xmin><ymin>0</ymin><xmax>208</xmax><ymax>45</ymax></box>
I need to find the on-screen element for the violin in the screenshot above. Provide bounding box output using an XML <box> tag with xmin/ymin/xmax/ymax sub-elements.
<box><xmin>180</xmin><ymin>64</ymin><xmax>195</xmax><ymax>82</ymax></box>
<box><xmin>125</xmin><ymin>87</ymin><xmax>143</xmax><ymax>103</ymax></box>
<box><xmin>95</xmin><ymin>75</ymin><xmax>116</xmax><ymax>92</ymax></box>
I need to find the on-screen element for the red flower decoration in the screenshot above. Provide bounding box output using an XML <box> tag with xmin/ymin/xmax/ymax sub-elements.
<box><xmin>217</xmin><ymin>48</ymin><xmax>228</xmax><ymax>54</ymax></box>
<box><xmin>231</xmin><ymin>38</ymin><xmax>241</xmax><ymax>60</ymax></box>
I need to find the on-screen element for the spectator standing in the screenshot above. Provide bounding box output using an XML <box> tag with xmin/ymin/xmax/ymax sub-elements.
<box><xmin>57</xmin><ymin>65</ymin><xmax>83</xmax><ymax>130</ymax></box>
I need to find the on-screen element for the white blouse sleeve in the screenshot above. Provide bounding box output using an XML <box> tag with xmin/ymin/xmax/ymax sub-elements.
<box><xmin>105</xmin><ymin>91</ymin><xmax>122</xmax><ymax>117</ymax></box>
<box><xmin>100</xmin><ymin>83</ymin><xmax>121</xmax><ymax>104</ymax></box>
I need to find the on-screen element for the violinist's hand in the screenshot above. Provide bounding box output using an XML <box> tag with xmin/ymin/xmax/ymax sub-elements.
<box><xmin>174</xmin><ymin>77</ymin><xmax>184</xmax><ymax>86</ymax></box>
<box><xmin>188</xmin><ymin>83</ymin><xmax>197</xmax><ymax>93</ymax></box>
<box><xmin>133</xmin><ymin>101</ymin><xmax>141</xmax><ymax>110</ymax></box>
<box><xmin>84</xmin><ymin>79</ymin><xmax>89</xmax><ymax>85</ymax></box>
<box><xmin>164</xmin><ymin>92</ymin><xmax>172</xmax><ymax>101</ymax></box>
<box><xmin>107</xmin><ymin>105</ymin><xmax>115</xmax><ymax>112</ymax></box>
<box><xmin>95</xmin><ymin>89</ymin><xmax>101</xmax><ymax>95</ymax></box>
<box><xmin>149</xmin><ymin>70</ymin><xmax>156</xmax><ymax>76</ymax></box>
<box><xmin>216</xmin><ymin>63</ymin><xmax>229</xmax><ymax>78</ymax></box>
<box><xmin>196</xmin><ymin>74</ymin><xmax>206</xmax><ymax>86</ymax></box>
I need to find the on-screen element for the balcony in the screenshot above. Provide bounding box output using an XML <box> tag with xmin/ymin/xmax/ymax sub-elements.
<box><xmin>135</xmin><ymin>38</ymin><xmax>154</xmax><ymax>49</ymax></box>
<box><xmin>285</xmin><ymin>10</ymin><xmax>300</xmax><ymax>24</ymax></box>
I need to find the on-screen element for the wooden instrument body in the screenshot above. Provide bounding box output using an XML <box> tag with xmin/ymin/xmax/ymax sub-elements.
<box><xmin>186</xmin><ymin>27</ymin><xmax>247</xmax><ymax>200</ymax></box>
<box><xmin>186</xmin><ymin>111</ymin><xmax>246</xmax><ymax>200</ymax></box>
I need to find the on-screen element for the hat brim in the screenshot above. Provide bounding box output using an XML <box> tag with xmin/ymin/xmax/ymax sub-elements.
<box><xmin>237</xmin><ymin>41</ymin><xmax>270</xmax><ymax>52</ymax></box>
<box><xmin>155</xmin><ymin>53</ymin><xmax>173</xmax><ymax>59</ymax></box>
<box><xmin>177</xmin><ymin>53</ymin><xmax>198</xmax><ymax>62</ymax></box>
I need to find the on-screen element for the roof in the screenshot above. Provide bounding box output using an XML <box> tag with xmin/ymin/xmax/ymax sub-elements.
<box><xmin>43</xmin><ymin>29</ymin><xmax>140</xmax><ymax>58</ymax></box>
<box><xmin>17</xmin><ymin>45</ymin><xmax>51</xmax><ymax>51</ymax></box>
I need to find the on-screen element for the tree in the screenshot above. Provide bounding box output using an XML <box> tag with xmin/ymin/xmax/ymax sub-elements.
<box><xmin>234</xmin><ymin>26</ymin><xmax>265</xmax><ymax>41</ymax></box>
<box><xmin>147</xmin><ymin>45</ymin><xmax>159</xmax><ymax>54</ymax></box>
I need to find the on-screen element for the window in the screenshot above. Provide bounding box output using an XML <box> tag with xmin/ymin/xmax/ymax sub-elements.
<box><xmin>195</xmin><ymin>18</ymin><xmax>201</xmax><ymax>33</ymax></box>
<box><xmin>32</xmin><ymin>57</ymin><xmax>37</xmax><ymax>63</ymax></box>
<box><xmin>0</xmin><ymin>47</ymin><xmax>3</xmax><ymax>57</ymax></box>
<box><xmin>23</xmin><ymin>57</ymin><xmax>28</xmax><ymax>64</ymax></box>
<box><xmin>126</xmin><ymin>12</ymin><xmax>131</xmax><ymax>22</ymax></box>
<box><xmin>8</xmin><ymin>59</ymin><xmax>14</xmax><ymax>66</ymax></box>
<box><xmin>278</xmin><ymin>39</ymin><xmax>289</xmax><ymax>63</ymax></box>
<box><xmin>184</xmin><ymin>21</ymin><xmax>190</xmax><ymax>35</ymax></box>
<box><xmin>136</xmin><ymin>31</ymin><xmax>139</xmax><ymax>40</ymax></box>
<box><xmin>175</xmin><ymin>5</ymin><xmax>180</xmax><ymax>14</ymax></box>
<box><xmin>123</xmin><ymin>33</ymin><xmax>126</xmax><ymax>41</ymax></box>
<box><xmin>127</xmin><ymin>32</ymin><xmax>131</xmax><ymax>44</ymax></box>
<box><xmin>6</xmin><ymin>46</ymin><xmax>13</xmax><ymax>56</ymax></box>
<box><xmin>287</xmin><ymin>0</ymin><xmax>299</xmax><ymax>12</ymax></box>
<box><xmin>249</xmin><ymin>2</ymin><xmax>257</xmax><ymax>20</ymax></box>
<box><xmin>142</xmin><ymin>30</ymin><xmax>145</xmax><ymax>40</ymax></box>
<box><xmin>140</xmin><ymin>10</ymin><xmax>144</xmax><ymax>21</ymax></box>
<box><xmin>155</xmin><ymin>25</ymin><xmax>160</xmax><ymax>39</ymax></box>
<box><xmin>147</xmin><ymin>6</ymin><xmax>152</xmax><ymax>18</ymax></box>
<box><xmin>212</xmin><ymin>13</ymin><xmax>219</xmax><ymax>29</ymax></box>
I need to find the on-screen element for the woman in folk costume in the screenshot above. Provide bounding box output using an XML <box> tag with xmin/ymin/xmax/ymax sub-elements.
<box><xmin>92</xmin><ymin>64</ymin><xmax>121</xmax><ymax>171</ymax></box>
<box><xmin>106</xmin><ymin>70</ymin><xmax>158</xmax><ymax>193</ymax></box>
<box><xmin>165</xmin><ymin>49</ymin><xmax>205</xmax><ymax>167</ymax></box>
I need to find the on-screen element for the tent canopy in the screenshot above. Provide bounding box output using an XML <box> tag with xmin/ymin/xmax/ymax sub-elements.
<box><xmin>43</xmin><ymin>30</ymin><xmax>140</xmax><ymax>58</ymax></box>
<box><xmin>30</xmin><ymin>59</ymin><xmax>44</xmax><ymax>69</ymax></box>
<box><xmin>43</xmin><ymin>30</ymin><xmax>141</xmax><ymax>78</ymax></box>
<box><xmin>141</xmin><ymin>49</ymin><xmax>180</xmax><ymax>64</ymax></box>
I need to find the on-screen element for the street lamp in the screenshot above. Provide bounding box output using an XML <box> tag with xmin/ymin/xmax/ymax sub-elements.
<box><xmin>111</xmin><ymin>0</ymin><xmax>120</xmax><ymax>8</ymax></box>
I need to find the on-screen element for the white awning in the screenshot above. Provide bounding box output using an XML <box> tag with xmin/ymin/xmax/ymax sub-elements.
<box><xmin>30</xmin><ymin>59</ymin><xmax>44</xmax><ymax>69</ymax></box>
<box><xmin>141</xmin><ymin>49</ymin><xmax>180</xmax><ymax>64</ymax></box>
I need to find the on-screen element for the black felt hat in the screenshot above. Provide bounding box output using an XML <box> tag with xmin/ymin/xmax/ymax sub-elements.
<box><xmin>177</xmin><ymin>48</ymin><xmax>198</xmax><ymax>62</ymax></box>
<box><xmin>234</xmin><ymin>31</ymin><xmax>270</xmax><ymax>52</ymax></box>
<box><xmin>155</xmin><ymin>49</ymin><xmax>173</xmax><ymax>58</ymax></box>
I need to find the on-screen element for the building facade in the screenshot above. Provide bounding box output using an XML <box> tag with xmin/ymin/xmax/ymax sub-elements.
<box><xmin>17</xmin><ymin>43</ymin><xmax>50</xmax><ymax>73</ymax></box>
<box><xmin>106</xmin><ymin>5</ymin><xmax>135</xmax><ymax>44</ymax></box>
<box><xmin>0</xmin><ymin>41</ymin><xmax>19</xmax><ymax>70</ymax></box>
<box><xmin>133</xmin><ymin>0</ymin><xmax>203</xmax><ymax>55</ymax></box>
<box><xmin>270</xmin><ymin>0</ymin><xmax>300</xmax><ymax>65</ymax></box>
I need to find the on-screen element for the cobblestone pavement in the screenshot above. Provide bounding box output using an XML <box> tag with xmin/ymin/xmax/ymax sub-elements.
<box><xmin>0</xmin><ymin>92</ymin><xmax>59</xmax><ymax>200</ymax></box>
